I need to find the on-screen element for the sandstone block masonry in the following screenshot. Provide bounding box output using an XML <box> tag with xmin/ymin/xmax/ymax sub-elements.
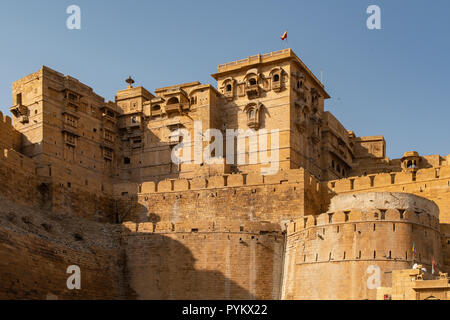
<box><xmin>0</xmin><ymin>48</ymin><xmax>449</xmax><ymax>299</ymax></box>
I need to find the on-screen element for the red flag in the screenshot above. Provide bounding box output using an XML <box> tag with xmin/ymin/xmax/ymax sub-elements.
<box><xmin>281</xmin><ymin>31</ymin><xmax>287</xmax><ymax>40</ymax></box>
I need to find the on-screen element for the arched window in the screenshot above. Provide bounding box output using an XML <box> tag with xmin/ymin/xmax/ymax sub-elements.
<box><xmin>167</xmin><ymin>97</ymin><xmax>179</xmax><ymax>105</ymax></box>
<box><xmin>407</xmin><ymin>160</ymin><xmax>413</xmax><ymax>168</ymax></box>
<box><xmin>226</xmin><ymin>84</ymin><xmax>232</xmax><ymax>92</ymax></box>
<box><xmin>331</xmin><ymin>160</ymin><xmax>335</xmax><ymax>169</ymax></box>
<box><xmin>273</xmin><ymin>74</ymin><xmax>280</xmax><ymax>82</ymax></box>
<box><xmin>249</xmin><ymin>78</ymin><xmax>257</xmax><ymax>86</ymax></box>
<box><xmin>249</xmin><ymin>109</ymin><xmax>255</xmax><ymax>119</ymax></box>
<box><xmin>297</xmin><ymin>80</ymin><xmax>303</xmax><ymax>89</ymax></box>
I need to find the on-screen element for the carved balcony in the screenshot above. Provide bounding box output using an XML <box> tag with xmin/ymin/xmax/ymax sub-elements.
<box><xmin>245</xmin><ymin>84</ymin><xmax>260</xmax><ymax>99</ymax></box>
<box><xmin>310</xmin><ymin>132</ymin><xmax>320</xmax><ymax>144</ymax></box>
<box><xmin>247</xmin><ymin>118</ymin><xmax>260</xmax><ymax>130</ymax></box>
<box><xmin>295</xmin><ymin>120</ymin><xmax>307</xmax><ymax>133</ymax></box>
<box><xmin>101</xmin><ymin>139</ymin><xmax>115</xmax><ymax>150</ymax></box>
<box><xmin>10</xmin><ymin>104</ymin><xmax>29</xmax><ymax>124</ymax></box>
<box><xmin>224</xmin><ymin>90</ymin><xmax>234</xmax><ymax>100</ymax></box>
<box><xmin>272</xmin><ymin>80</ymin><xmax>281</xmax><ymax>92</ymax></box>
<box><xmin>62</xmin><ymin>123</ymin><xmax>80</xmax><ymax>137</ymax></box>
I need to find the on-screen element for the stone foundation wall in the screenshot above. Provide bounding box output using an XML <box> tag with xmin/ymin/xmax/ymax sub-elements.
<box><xmin>122</xmin><ymin>220</ymin><xmax>283</xmax><ymax>299</ymax></box>
<box><xmin>0</xmin><ymin>197</ymin><xmax>124</xmax><ymax>299</ymax></box>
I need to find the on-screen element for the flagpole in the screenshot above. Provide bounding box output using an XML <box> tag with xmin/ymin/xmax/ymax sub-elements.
<box><xmin>281</xmin><ymin>29</ymin><xmax>288</xmax><ymax>49</ymax></box>
<box><xmin>286</xmin><ymin>29</ymin><xmax>288</xmax><ymax>48</ymax></box>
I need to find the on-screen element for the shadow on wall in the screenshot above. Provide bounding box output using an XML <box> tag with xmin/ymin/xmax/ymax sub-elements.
<box><xmin>122</xmin><ymin>226</ymin><xmax>254</xmax><ymax>300</ymax></box>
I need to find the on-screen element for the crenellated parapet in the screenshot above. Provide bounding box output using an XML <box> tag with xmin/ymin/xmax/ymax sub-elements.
<box><xmin>112</xmin><ymin>169</ymin><xmax>324</xmax><ymax>224</ymax></box>
<box><xmin>0</xmin><ymin>111</ymin><xmax>22</xmax><ymax>151</ymax></box>
<box><xmin>113</xmin><ymin>168</ymin><xmax>321</xmax><ymax>195</ymax></box>
<box><xmin>327</xmin><ymin>166</ymin><xmax>450</xmax><ymax>194</ymax></box>
<box><xmin>123</xmin><ymin>219</ymin><xmax>281</xmax><ymax>235</ymax></box>
<box><xmin>287</xmin><ymin>207</ymin><xmax>440</xmax><ymax>236</ymax></box>
<box><xmin>325</xmin><ymin>166</ymin><xmax>450</xmax><ymax>224</ymax></box>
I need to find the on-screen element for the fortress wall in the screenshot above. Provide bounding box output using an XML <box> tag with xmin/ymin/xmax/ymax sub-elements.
<box><xmin>0</xmin><ymin>147</ymin><xmax>116</xmax><ymax>223</ymax></box>
<box><xmin>114</xmin><ymin>169</ymin><xmax>323</xmax><ymax>224</ymax></box>
<box><xmin>441</xmin><ymin>224</ymin><xmax>450</xmax><ymax>273</ymax></box>
<box><xmin>0</xmin><ymin>228</ymin><xmax>123</xmax><ymax>299</ymax></box>
<box><xmin>121</xmin><ymin>220</ymin><xmax>283</xmax><ymax>299</ymax></box>
<box><xmin>0</xmin><ymin>114</ymin><xmax>116</xmax><ymax>222</ymax></box>
<box><xmin>50</xmin><ymin>185</ymin><xmax>116</xmax><ymax>223</ymax></box>
<box><xmin>326</xmin><ymin>166</ymin><xmax>450</xmax><ymax>223</ymax></box>
<box><xmin>0</xmin><ymin>112</ymin><xmax>22</xmax><ymax>150</ymax></box>
<box><xmin>0</xmin><ymin>198</ymin><xmax>124</xmax><ymax>300</ymax></box>
<box><xmin>0</xmin><ymin>147</ymin><xmax>39</xmax><ymax>207</ymax></box>
<box><xmin>283</xmin><ymin>194</ymin><xmax>442</xmax><ymax>300</ymax></box>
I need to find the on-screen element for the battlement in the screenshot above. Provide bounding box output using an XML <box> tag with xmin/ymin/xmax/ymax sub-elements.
<box><xmin>327</xmin><ymin>165</ymin><xmax>450</xmax><ymax>193</ymax></box>
<box><xmin>114</xmin><ymin>169</ymin><xmax>322</xmax><ymax>196</ymax></box>
<box><xmin>287</xmin><ymin>208</ymin><xmax>440</xmax><ymax>236</ymax></box>
<box><xmin>0</xmin><ymin>111</ymin><xmax>21</xmax><ymax>151</ymax></box>
<box><xmin>214</xmin><ymin>48</ymin><xmax>327</xmax><ymax>95</ymax></box>
<box><xmin>217</xmin><ymin>49</ymin><xmax>292</xmax><ymax>71</ymax></box>
<box><xmin>0</xmin><ymin>147</ymin><xmax>35</xmax><ymax>173</ymax></box>
<box><xmin>123</xmin><ymin>219</ymin><xmax>281</xmax><ymax>234</ymax></box>
<box><xmin>0</xmin><ymin>111</ymin><xmax>13</xmax><ymax>127</ymax></box>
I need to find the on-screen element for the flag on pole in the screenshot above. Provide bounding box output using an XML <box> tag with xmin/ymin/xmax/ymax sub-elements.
<box><xmin>412</xmin><ymin>241</ymin><xmax>416</xmax><ymax>258</ymax></box>
<box><xmin>281</xmin><ymin>31</ymin><xmax>287</xmax><ymax>40</ymax></box>
<box><xmin>432</xmin><ymin>257</ymin><xmax>435</xmax><ymax>274</ymax></box>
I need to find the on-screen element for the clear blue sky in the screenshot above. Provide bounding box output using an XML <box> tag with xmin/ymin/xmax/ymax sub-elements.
<box><xmin>0</xmin><ymin>0</ymin><xmax>448</xmax><ymax>159</ymax></box>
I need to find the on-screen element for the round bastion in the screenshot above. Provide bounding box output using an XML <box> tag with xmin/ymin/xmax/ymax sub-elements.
<box><xmin>284</xmin><ymin>192</ymin><xmax>441</xmax><ymax>300</ymax></box>
<box><xmin>327</xmin><ymin>192</ymin><xmax>439</xmax><ymax>219</ymax></box>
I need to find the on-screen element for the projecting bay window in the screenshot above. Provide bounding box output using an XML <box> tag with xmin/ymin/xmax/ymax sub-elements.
<box><xmin>103</xmin><ymin>148</ymin><xmax>113</xmax><ymax>160</ymax></box>
<box><xmin>64</xmin><ymin>113</ymin><xmax>78</xmax><ymax>128</ymax></box>
<box><xmin>270</xmin><ymin>67</ymin><xmax>282</xmax><ymax>92</ymax></box>
<box><xmin>104</xmin><ymin>130</ymin><xmax>114</xmax><ymax>143</ymax></box>
<box><xmin>244</xmin><ymin>102</ymin><xmax>262</xmax><ymax>130</ymax></box>
<box><xmin>64</xmin><ymin>132</ymin><xmax>77</xmax><ymax>147</ymax></box>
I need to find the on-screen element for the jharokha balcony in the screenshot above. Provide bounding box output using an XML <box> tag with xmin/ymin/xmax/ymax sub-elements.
<box><xmin>245</xmin><ymin>83</ymin><xmax>260</xmax><ymax>99</ymax></box>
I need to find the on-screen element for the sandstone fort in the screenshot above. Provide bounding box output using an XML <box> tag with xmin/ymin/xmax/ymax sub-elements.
<box><xmin>0</xmin><ymin>48</ymin><xmax>449</xmax><ymax>300</ymax></box>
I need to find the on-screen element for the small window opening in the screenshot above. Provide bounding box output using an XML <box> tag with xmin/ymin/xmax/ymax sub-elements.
<box><xmin>390</xmin><ymin>174</ymin><xmax>396</xmax><ymax>184</ymax></box>
<box><xmin>16</xmin><ymin>93</ymin><xmax>22</xmax><ymax>105</ymax></box>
